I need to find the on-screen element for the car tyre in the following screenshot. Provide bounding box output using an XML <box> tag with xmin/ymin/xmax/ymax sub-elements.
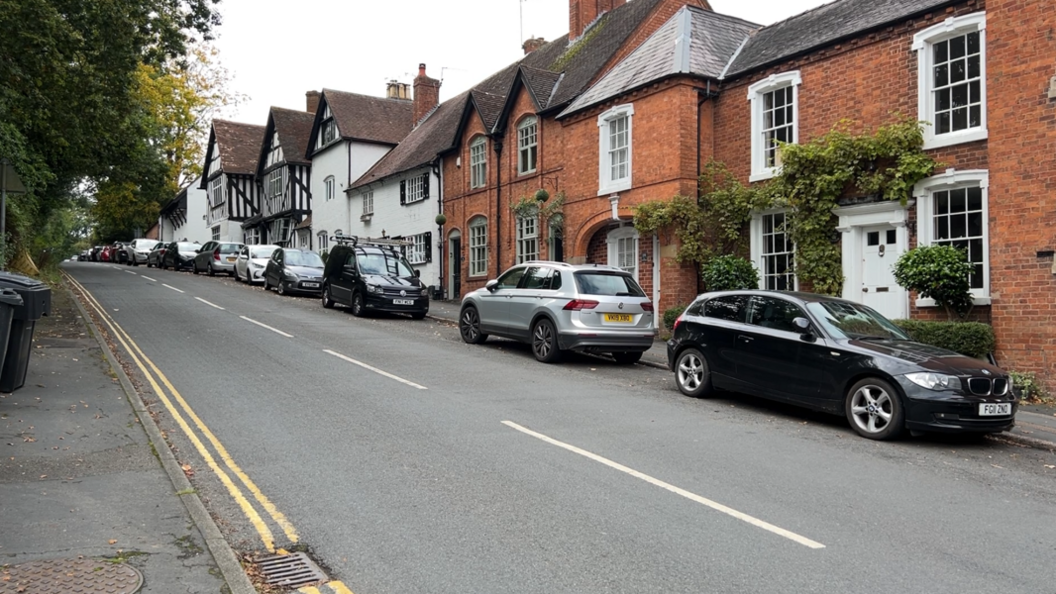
<box><xmin>531</xmin><ymin>318</ymin><xmax>562</xmax><ymax>364</ymax></box>
<box><xmin>459</xmin><ymin>306</ymin><xmax>487</xmax><ymax>344</ymax></box>
<box><xmin>411</xmin><ymin>311</ymin><xmax>426</xmax><ymax>320</ymax></box>
<box><xmin>321</xmin><ymin>285</ymin><xmax>335</xmax><ymax>308</ymax></box>
<box><xmin>675</xmin><ymin>348</ymin><xmax>713</xmax><ymax>398</ymax></box>
<box><xmin>263</xmin><ymin>276</ymin><xmax>272</xmax><ymax>291</ymax></box>
<box><xmin>277</xmin><ymin>280</ymin><xmax>287</xmax><ymax>296</ymax></box>
<box><xmin>612</xmin><ymin>352</ymin><xmax>643</xmax><ymax>365</ymax></box>
<box><xmin>846</xmin><ymin>377</ymin><xmax>904</xmax><ymax>441</ymax></box>
<box><xmin>208</xmin><ymin>262</ymin><xmax>216</xmax><ymax>277</ymax></box>
<box><xmin>192</xmin><ymin>262</ymin><xmax>199</xmax><ymax>275</ymax></box>
<box><xmin>350</xmin><ymin>292</ymin><xmax>365</xmax><ymax>317</ymax></box>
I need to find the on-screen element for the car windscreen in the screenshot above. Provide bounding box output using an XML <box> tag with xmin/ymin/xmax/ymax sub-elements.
<box><xmin>573</xmin><ymin>272</ymin><xmax>646</xmax><ymax>297</ymax></box>
<box><xmin>357</xmin><ymin>252</ymin><xmax>414</xmax><ymax>277</ymax></box>
<box><xmin>251</xmin><ymin>246</ymin><xmax>277</xmax><ymax>259</ymax></box>
<box><xmin>807</xmin><ymin>301</ymin><xmax>911</xmax><ymax>341</ymax></box>
<box><xmin>177</xmin><ymin>242</ymin><xmax>199</xmax><ymax>251</ymax></box>
<box><xmin>284</xmin><ymin>250</ymin><xmax>324</xmax><ymax>267</ymax></box>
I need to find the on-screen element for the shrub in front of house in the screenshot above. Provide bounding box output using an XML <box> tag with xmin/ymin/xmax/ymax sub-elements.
<box><xmin>892</xmin><ymin>319</ymin><xmax>996</xmax><ymax>360</ymax></box>
<box><xmin>701</xmin><ymin>255</ymin><xmax>759</xmax><ymax>292</ymax></box>
<box><xmin>892</xmin><ymin>245</ymin><xmax>975</xmax><ymax>320</ymax></box>
<box><xmin>664</xmin><ymin>304</ymin><xmax>686</xmax><ymax>331</ymax></box>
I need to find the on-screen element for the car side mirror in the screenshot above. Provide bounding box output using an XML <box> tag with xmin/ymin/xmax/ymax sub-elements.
<box><xmin>793</xmin><ymin>317</ymin><xmax>815</xmax><ymax>341</ymax></box>
<box><xmin>413</xmin><ymin>269</ymin><xmax>421</xmax><ymax>278</ymax></box>
<box><xmin>485</xmin><ymin>279</ymin><xmax>499</xmax><ymax>292</ymax></box>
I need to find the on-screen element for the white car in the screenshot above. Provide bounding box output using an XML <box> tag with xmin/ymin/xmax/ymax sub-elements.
<box><xmin>234</xmin><ymin>244</ymin><xmax>279</xmax><ymax>284</ymax></box>
<box><xmin>128</xmin><ymin>238</ymin><xmax>161</xmax><ymax>266</ymax></box>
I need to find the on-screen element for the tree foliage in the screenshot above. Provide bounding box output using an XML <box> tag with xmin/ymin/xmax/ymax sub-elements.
<box><xmin>700</xmin><ymin>255</ymin><xmax>760</xmax><ymax>292</ymax></box>
<box><xmin>892</xmin><ymin>244</ymin><xmax>976</xmax><ymax>320</ymax></box>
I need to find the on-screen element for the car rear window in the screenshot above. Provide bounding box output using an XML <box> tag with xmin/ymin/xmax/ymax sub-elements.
<box><xmin>219</xmin><ymin>244</ymin><xmax>241</xmax><ymax>254</ymax></box>
<box><xmin>573</xmin><ymin>272</ymin><xmax>645</xmax><ymax>297</ymax></box>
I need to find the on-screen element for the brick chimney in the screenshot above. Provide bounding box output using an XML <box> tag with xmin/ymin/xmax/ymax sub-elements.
<box><xmin>305</xmin><ymin>90</ymin><xmax>320</xmax><ymax>114</ymax></box>
<box><xmin>522</xmin><ymin>37</ymin><xmax>547</xmax><ymax>55</ymax></box>
<box><xmin>413</xmin><ymin>63</ymin><xmax>441</xmax><ymax>125</ymax></box>
<box><xmin>570</xmin><ymin>0</ymin><xmax>626</xmax><ymax>40</ymax></box>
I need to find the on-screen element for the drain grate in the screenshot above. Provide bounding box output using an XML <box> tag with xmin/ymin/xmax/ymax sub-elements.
<box><xmin>255</xmin><ymin>552</ymin><xmax>328</xmax><ymax>588</ymax></box>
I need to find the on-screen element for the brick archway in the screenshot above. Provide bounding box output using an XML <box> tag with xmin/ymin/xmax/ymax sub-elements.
<box><xmin>570</xmin><ymin>212</ymin><xmax>632</xmax><ymax>262</ymax></box>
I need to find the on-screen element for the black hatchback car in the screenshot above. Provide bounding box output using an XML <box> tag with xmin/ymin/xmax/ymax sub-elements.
<box><xmin>320</xmin><ymin>237</ymin><xmax>428</xmax><ymax>319</ymax></box>
<box><xmin>667</xmin><ymin>290</ymin><xmax>1016</xmax><ymax>441</ymax></box>
<box><xmin>263</xmin><ymin>248</ymin><xmax>325</xmax><ymax>296</ymax></box>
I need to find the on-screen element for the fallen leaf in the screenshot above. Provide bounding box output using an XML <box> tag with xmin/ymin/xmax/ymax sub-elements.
<box><xmin>39</xmin><ymin>475</ymin><xmax>46</xmax><ymax>479</ymax></box>
<box><xmin>108</xmin><ymin>539</ymin><xmax>117</xmax><ymax>545</ymax></box>
<box><xmin>1045</xmin><ymin>465</ymin><xmax>1055</xmax><ymax>469</ymax></box>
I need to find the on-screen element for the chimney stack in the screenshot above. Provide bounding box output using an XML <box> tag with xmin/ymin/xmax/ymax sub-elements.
<box><xmin>569</xmin><ymin>0</ymin><xmax>626</xmax><ymax>40</ymax></box>
<box><xmin>413</xmin><ymin>63</ymin><xmax>441</xmax><ymax>125</ymax></box>
<box><xmin>387</xmin><ymin>80</ymin><xmax>411</xmax><ymax>99</ymax></box>
<box><xmin>305</xmin><ymin>90</ymin><xmax>320</xmax><ymax>114</ymax></box>
<box><xmin>522</xmin><ymin>37</ymin><xmax>547</xmax><ymax>55</ymax></box>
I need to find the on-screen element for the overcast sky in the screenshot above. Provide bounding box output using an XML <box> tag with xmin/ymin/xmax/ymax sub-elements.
<box><xmin>211</xmin><ymin>0</ymin><xmax>831</xmax><ymax>124</ymax></box>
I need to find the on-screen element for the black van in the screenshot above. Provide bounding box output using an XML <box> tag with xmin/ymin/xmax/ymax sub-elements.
<box><xmin>320</xmin><ymin>236</ymin><xmax>429</xmax><ymax>319</ymax></box>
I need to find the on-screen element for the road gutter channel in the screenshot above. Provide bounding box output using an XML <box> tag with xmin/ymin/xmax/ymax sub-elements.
<box><xmin>65</xmin><ymin>282</ymin><xmax>258</xmax><ymax>594</ymax></box>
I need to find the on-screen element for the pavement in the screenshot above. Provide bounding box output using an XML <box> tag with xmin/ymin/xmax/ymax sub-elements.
<box><xmin>426</xmin><ymin>298</ymin><xmax>1056</xmax><ymax>451</ymax></box>
<box><xmin>0</xmin><ymin>282</ymin><xmax>246</xmax><ymax>593</ymax></box>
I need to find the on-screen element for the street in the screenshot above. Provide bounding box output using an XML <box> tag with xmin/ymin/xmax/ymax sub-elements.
<box><xmin>63</xmin><ymin>261</ymin><xmax>1056</xmax><ymax>594</ymax></box>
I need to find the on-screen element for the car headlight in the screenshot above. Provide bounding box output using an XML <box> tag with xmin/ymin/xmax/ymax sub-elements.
<box><xmin>905</xmin><ymin>372</ymin><xmax>959</xmax><ymax>391</ymax></box>
<box><xmin>368</xmin><ymin>284</ymin><xmax>383</xmax><ymax>294</ymax></box>
<box><xmin>284</xmin><ymin>271</ymin><xmax>300</xmax><ymax>280</ymax></box>
<box><xmin>420</xmin><ymin>288</ymin><xmax>428</xmax><ymax>297</ymax></box>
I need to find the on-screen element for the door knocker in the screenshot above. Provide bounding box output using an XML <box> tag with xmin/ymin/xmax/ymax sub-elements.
<box><xmin>878</xmin><ymin>244</ymin><xmax>885</xmax><ymax>257</ymax></box>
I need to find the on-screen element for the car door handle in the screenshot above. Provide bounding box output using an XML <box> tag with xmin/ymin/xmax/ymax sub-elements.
<box><xmin>737</xmin><ymin>335</ymin><xmax>754</xmax><ymax>343</ymax></box>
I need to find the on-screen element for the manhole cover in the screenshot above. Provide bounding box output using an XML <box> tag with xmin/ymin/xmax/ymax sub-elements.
<box><xmin>0</xmin><ymin>557</ymin><xmax>143</xmax><ymax>594</ymax></box>
<box><xmin>256</xmin><ymin>552</ymin><xmax>327</xmax><ymax>588</ymax></box>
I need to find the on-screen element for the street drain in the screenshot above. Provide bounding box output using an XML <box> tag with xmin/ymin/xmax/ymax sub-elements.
<box><xmin>255</xmin><ymin>552</ymin><xmax>328</xmax><ymax>588</ymax></box>
<box><xmin>0</xmin><ymin>557</ymin><xmax>143</xmax><ymax>594</ymax></box>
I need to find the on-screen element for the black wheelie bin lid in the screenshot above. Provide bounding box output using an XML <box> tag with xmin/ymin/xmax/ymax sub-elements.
<box><xmin>0</xmin><ymin>271</ymin><xmax>51</xmax><ymax>320</ymax></box>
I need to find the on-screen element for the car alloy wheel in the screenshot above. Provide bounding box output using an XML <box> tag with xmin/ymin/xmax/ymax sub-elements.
<box><xmin>277</xmin><ymin>280</ymin><xmax>287</xmax><ymax>296</ymax></box>
<box><xmin>675</xmin><ymin>348</ymin><xmax>712</xmax><ymax>398</ymax></box>
<box><xmin>351</xmin><ymin>292</ymin><xmax>365</xmax><ymax>317</ymax></box>
<box><xmin>321</xmin><ymin>285</ymin><xmax>335</xmax><ymax>309</ymax></box>
<box><xmin>459</xmin><ymin>306</ymin><xmax>487</xmax><ymax>344</ymax></box>
<box><xmin>846</xmin><ymin>377</ymin><xmax>904</xmax><ymax>440</ymax></box>
<box><xmin>531</xmin><ymin>318</ymin><xmax>561</xmax><ymax>363</ymax></box>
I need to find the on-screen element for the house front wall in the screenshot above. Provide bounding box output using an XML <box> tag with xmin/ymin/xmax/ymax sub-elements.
<box><xmin>309</xmin><ymin>142</ymin><xmax>351</xmax><ymax>253</ymax></box>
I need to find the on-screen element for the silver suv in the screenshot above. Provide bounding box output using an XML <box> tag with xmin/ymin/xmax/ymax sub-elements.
<box><xmin>459</xmin><ymin>261</ymin><xmax>656</xmax><ymax>364</ymax></box>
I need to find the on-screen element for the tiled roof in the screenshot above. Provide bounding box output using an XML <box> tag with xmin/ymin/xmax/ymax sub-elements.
<box><xmin>561</xmin><ymin>6</ymin><xmax>758</xmax><ymax>116</ymax></box>
<box><xmin>323</xmin><ymin>89</ymin><xmax>414</xmax><ymax>145</ymax></box>
<box><xmin>350</xmin><ymin>91</ymin><xmax>470</xmax><ymax>190</ymax></box>
<box><xmin>268</xmin><ymin>107</ymin><xmax>315</xmax><ymax>167</ymax></box>
<box><xmin>212</xmin><ymin>120</ymin><xmax>265</xmax><ymax>176</ymax></box>
<box><xmin>519</xmin><ymin>66</ymin><xmax>563</xmax><ymax>107</ymax></box>
<box><xmin>725</xmin><ymin>0</ymin><xmax>956</xmax><ymax>78</ymax></box>
<box><xmin>295</xmin><ymin>214</ymin><xmax>312</xmax><ymax>230</ymax></box>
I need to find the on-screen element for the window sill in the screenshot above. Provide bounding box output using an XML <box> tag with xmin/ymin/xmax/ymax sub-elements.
<box><xmin>598</xmin><ymin>180</ymin><xmax>631</xmax><ymax>196</ymax></box>
<box><xmin>749</xmin><ymin>169</ymin><xmax>779</xmax><ymax>183</ymax></box>
<box><xmin>360</xmin><ymin>214</ymin><xmax>373</xmax><ymax>222</ymax></box>
<box><xmin>403</xmin><ymin>198</ymin><xmax>429</xmax><ymax>206</ymax></box>
<box><xmin>922</xmin><ymin>128</ymin><xmax>988</xmax><ymax>150</ymax></box>
<box><xmin>915</xmin><ymin>296</ymin><xmax>991</xmax><ymax>308</ymax></box>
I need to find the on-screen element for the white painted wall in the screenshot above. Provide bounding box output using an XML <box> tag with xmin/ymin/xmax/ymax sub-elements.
<box><xmin>311</xmin><ymin>141</ymin><xmax>393</xmax><ymax>253</ymax></box>
<box><xmin>160</xmin><ymin>182</ymin><xmax>211</xmax><ymax>244</ymax></box>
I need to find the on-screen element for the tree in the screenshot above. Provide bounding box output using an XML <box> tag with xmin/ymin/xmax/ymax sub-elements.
<box><xmin>892</xmin><ymin>245</ymin><xmax>976</xmax><ymax>321</ymax></box>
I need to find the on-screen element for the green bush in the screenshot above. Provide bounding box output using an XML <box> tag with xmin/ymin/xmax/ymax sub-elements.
<box><xmin>701</xmin><ymin>255</ymin><xmax>759</xmax><ymax>292</ymax></box>
<box><xmin>1009</xmin><ymin>371</ymin><xmax>1052</xmax><ymax>403</ymax></box>
<box><xmin>892</xmin><ymin>245</ymin><xmax>975</xmax><ymax>320</ymax></box>
<box><xmin>892</xmin><ymin>319</ymin><xmax>995</xmax><ymax>359</ymax></box>
<box><xmin>663</xmin><ymin>304</ymin><xmax>686</xmax><ymax>331</ymax></box>
<box><xmin>320</xmin><ymin>249</ymin><xmax>329</xmax><ymax>264</ymax></box>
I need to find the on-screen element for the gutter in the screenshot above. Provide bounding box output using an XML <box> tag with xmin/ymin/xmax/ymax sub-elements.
<box><xmin>493</xmin><ymin>138</ymin><xmax>504</xmax><ymax>276</ymax></box>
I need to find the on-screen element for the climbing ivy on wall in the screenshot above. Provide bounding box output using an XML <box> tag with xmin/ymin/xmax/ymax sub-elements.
<box><xmin>633</xmin><ymin>116</ymin><xmax>939</xmax><ymax>296</ymax></box>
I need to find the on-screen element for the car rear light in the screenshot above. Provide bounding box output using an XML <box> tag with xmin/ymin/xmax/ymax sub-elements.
<box><xmin>563</xmin><ymin>299</ymin><xmax>599</xmax><ymax>311</ymax></box>
<box><xmin>213</xmin><ymin>248</ymin><xmax>221</xmax><ymax>261</ymax></box>
<box><xmin>641</xmin><ymin>301</ymin><xmax>654</xmax><ymax>312</ymax></box>
<box><xmin>672</xmin><ymin>314</ymin><xmax>684</xmax><ymax>332</ymax></box>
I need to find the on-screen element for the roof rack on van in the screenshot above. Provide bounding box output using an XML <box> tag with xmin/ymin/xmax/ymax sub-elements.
<box><xmin>330</xmin><ymin>232</ymin><xmax>412</xmax><ymax>248</ymax></box>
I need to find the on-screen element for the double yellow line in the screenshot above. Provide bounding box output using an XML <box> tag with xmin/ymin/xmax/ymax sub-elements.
<box><xmin>64</xmin><ymin>273</ymin><xmax>298</xmax><ymax>552</ymax></box>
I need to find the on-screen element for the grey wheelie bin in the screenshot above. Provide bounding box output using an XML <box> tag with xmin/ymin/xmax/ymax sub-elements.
<box><xmin>0</xmin><ymin>288</ymin><xmax>23</xmax><ymax>381</ymax></box>
<box><xmin>0</xmin><ymin>272</ymin><xmax>51</xmax><ymax>393</ymax></box>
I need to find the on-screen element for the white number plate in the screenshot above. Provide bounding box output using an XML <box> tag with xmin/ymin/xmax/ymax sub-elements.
<box><xmin>302</xmin><ymin>282</ymin><xmax>320</xmax><ymax>288</ymax></box>
<box><xmin>979</xmin><ymin>402</ymin><xmax>1011</xmax><ymax>416</ymax></box>
<box><xmin>393</xmin><ymin>299</ymin><xmax>414</xmax><ymax>305</ymax></box>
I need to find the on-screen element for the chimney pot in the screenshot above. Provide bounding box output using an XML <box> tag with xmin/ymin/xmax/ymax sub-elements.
<box><xmin>522</xmin><ymin>37</ymin><xmax>547</xmax><ymax>55</ymax></box>
<box><xmin>419</xmin><ymin>63</ymin><xmax>427</xmax><ymax>76</ymax></box>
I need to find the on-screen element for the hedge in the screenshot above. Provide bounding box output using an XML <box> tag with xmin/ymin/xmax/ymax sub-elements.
<box><xmin>663</xmin><ymin>304</ymin><xmax>686</xmax><ymax>331</ymax></box>
<box><xmin>891</xmin><ymin>319</ymin><xmax>996</xmax><ymax>359</ymax></box>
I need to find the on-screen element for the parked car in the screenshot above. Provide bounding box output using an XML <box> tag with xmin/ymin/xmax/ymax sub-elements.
<box><xmin>146</xmin><ymin>243</ymin><xmax>167</xmax><ymax>267</ymax></box>
<box><xmin>193</xmin><ymin>240</ymin><xmax>245</xmax><ymax>276</ymax></box>
<box><xmin>667</xmin><ymin>290</ymin><xmax>1016</xmax><ymax>440</ymax></box>
<box><xmin>459</xmin><ymin>261</ymin><xmax>655</xmax><ymax>364</ymax></box>
<box><xmin>320</xmin><ymin>238</ymin><xmax>428</xmax><ymax>319</ymax></box>
<box><xmin>127</xmin><ymin>238</ymin><xmax>160</xmax><ymax>266</ymax></box>
<box><xmin>161</xmin><ymin>241</ymin><xmax>200</xmax><ymax>270</ymax></box>
<box><xmin>100</xmin><ymin>246</ymin><xmax>111</xmax><ymax>262</ymax></box>
<box><xmin>90</xmin><ymin>246</ymin><xmax>104</xmax><ymax>261</ymax></box>
<box><xmin>78</xmin><ymin>249</ymin><xmax>90</xmax><ymax>261</ymax></box>
<box><xmin>234</xmin><ymin>244</ymin><xmax>279</xmax><ymax>284</ymax></box>
<box><xmin>111</xmin><ymin>241</ymin><xmax>131</xmax><ymax>264</ymax></box>
<box><xmin>263</xmin><ymin>248</ymin><xmax>325</xmax><ymax>296</ymax></box>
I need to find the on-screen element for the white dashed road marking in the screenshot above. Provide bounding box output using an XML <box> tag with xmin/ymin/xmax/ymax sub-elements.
<box><xmin>195</xmin><ymin>297</ymin><xmax>225</xmax><ymax>310</ymax></box>
<box><xmin>240</xmin><ymin>316</ymin><xmax>293</xmax><ymax>338</ymax></box>
<box><xmin>324</xmin><ymin>349</ymin><xmax>428</xmax><ymax>390</ymax></box>
<box><xmin>163</xmin><ymin>284</ymin><xmax>185</xmax><ymax>293</ymax></box>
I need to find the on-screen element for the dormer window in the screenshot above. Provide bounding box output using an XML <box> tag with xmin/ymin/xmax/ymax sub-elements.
<box><xmin>318</xmin><ymin>104</ymin><xmax>337</xmax><ymax>148</ymax></box>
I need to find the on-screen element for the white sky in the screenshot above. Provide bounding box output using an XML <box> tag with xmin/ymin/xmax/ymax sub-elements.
<box><xmin>212</xmin><ymin>0</ymin><xmax>830</xmax><ymax>123</ymax></box>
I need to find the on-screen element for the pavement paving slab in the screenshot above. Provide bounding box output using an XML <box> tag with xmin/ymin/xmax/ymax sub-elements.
<box><xmin>0</xmin><ymin>283</ymin><xmax>226</xmax><ymax>593</ymax></box>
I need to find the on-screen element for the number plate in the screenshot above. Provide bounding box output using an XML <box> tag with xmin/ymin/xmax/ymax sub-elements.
<box><xmin>301</xmin><ymin>282</ymin><xmax>320</xmax><ymax>288</ymax></box>
<box><xmin>604</xmin><ymin>313</ymin><xmax>633</xmax><ymax>323</ymax></box>
<box><xmin>979</xmin><ymin>402</ymin><xmax>1011</xmax><ymax>416</ymax></box>
<box><xmin>393</xmin><ymin>299</ymin><xmax>414</xmax><ymax>305</ymax></box>
<box><xmin>226</xmin><ymin>256</ymin><xmax>237</xmax><ymax>262</ymax></box>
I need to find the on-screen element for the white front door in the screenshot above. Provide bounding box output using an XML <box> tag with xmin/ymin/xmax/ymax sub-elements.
<box><xmin>860</xmin><ymin>225</ymin><xmax>904</xmax><ymax>319</ymax></box>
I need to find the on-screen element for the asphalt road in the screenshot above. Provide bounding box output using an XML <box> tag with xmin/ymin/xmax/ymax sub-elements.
<box><xmin>63</xmin><ymin>261</ymin><xmax>1056</xmax><ymax>594</ymax></box>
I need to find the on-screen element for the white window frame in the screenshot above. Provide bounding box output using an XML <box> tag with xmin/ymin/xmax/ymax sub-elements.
<box><xmin>470</xmin><ymin>137</ymin><xmax>487</xmax><ymax>189</ymax></box>
<box><xmin>405</xmin><ymin>174</ymin><xmax>427</xmax><ymax>204</ymax></box>
<box><xmin>597</xmin><ymin>104</ymin><xmax>634</xmax><ymax>195</ymax></box>
<box><xmin>244</xmin><ymin>227</ymin><xmax>260</xmax><ymax>245</ymax></box>
<box><xmin>516</xmin><ymin>215</ymin><xmax>538</xmax><ymax>263</ymax></box>
<box><xmin>606</xmin><ymin>226</ymin><xmax>638</xmax><ymax>280</ymax></box>
<box><xmin>319</xmin><ymin>105</ymin><xmax>337</xmax><ymax>148</ymax></box>
<box><xmin>913</xmin><ymin>13</ymin><xmax>987</xmax><ymax>150</ymax></box>
<box><xmin>913</xmin><ymin>168</ymin><xmax>990</xmax><ymax>305</ymax></box>
<box><xmin>211</xmin><ymin>225</ymin><xmax>220</xmax><ymax>241</ymax></box>
<box><xmin>209</xmin><ymin>175</ymin><xmax>223</xmax><ymax>207</ymax></box>
<box><xmin>324</xmin><ymin>176</ymin><xmax>335</xmax><ymax>201</ymax></box>
<box><xmin>469</xmin><ymin>217</ymin><xmax>488</xmax><ymax>277</ymax></box>
<box><xmin>269</xmin><ymin>218</ymin><xmax>292</xmax><ymax>245</ymax></box>
<box><xmin>406</xmin><ymin>233</ymin><xmax>428</xmax><ymax>265</ymax></box>
<box><xmin>748</xmin><ymin>71</ymin><xmax>801</xmax><ymax>182</ymax></box>
<box><xmin>317</xmin><ymin>231</ymin><xmax>328</xmax><ymax>251</ymax></box>
<box><xmin>517</xmin><ymin>116</ymin><xmax>538</xmax><ymax>175</ymax></box>
<box><xmin>750</xmin><ymin>209</ymin><xmax>798</xmax><ymax>291</ymax></box>
<box><xmin>362</xmin><ymin>191</ymin><xmax>374</xmax><ymax>216</ymax></box>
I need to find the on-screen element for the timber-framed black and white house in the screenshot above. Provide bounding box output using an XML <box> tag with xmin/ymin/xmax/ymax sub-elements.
<box><xmin>199</xmin><ymin>120</ymin><xmax>266</xmax><ymax>243</ymax></box>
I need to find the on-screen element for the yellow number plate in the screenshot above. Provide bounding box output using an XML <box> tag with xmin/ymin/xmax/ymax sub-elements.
<box><xmin>604</xmin><ymin>313</ymin><xmax>633</xmax><ymax>323</ymax></box>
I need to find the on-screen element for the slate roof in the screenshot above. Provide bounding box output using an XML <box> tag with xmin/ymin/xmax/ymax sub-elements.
<box><xmin>724</xmin><ymin>0</ymin><xmax>957</xmax><ymax>78</ymax></box>
<box><xmin>323</xmin><ymin>89</ymin><xmax>414</xmax><ymax>146</ymax></box>
<box><xmin>265</xmin><ymin>107</ymin><xmax>315</xmax><ymax>169</ymax></box>
<box><xmin>561</xmin><ymin>5</ymin><xmax>758</xmax><ymax>116</ymax></box>
<box><xmin>211</xmin><ymin>120</ymin><xmax>265</xmax><ymax>176</ymax></box>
